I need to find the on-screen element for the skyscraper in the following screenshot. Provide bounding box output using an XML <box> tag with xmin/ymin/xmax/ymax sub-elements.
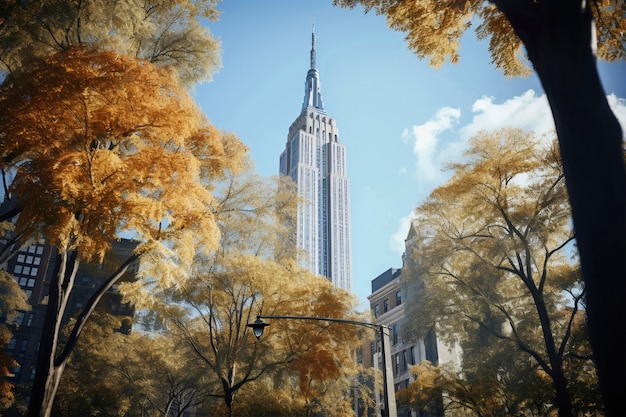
<box><xmin>279</xmin><ymin>27</ymin><xmax>352</xmax><ymax>291</ymax></box>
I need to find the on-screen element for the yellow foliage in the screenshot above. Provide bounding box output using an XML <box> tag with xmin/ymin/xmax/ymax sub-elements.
<box><xmin>335</xmin><ymin>0</ymin><xmax>625</xmax><ymax>76</ymax></box>
<box><xmin>0</xmin><ymin>46</ymin><xmax>246</xmax><ymax>269</ymax></box>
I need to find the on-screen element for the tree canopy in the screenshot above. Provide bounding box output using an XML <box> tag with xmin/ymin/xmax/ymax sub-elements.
<box><xmin>402</xmin><ymin>128</ymin><xmax>597</xmax><ymax>416</ymax></box>
<box><xmin>334</xmin><ymin>0</ymin><xmax>624</xmax><ymax>76</ymax></box>
<box><xmin>0</xmin><ymin>0</ymin><xmax>222</xmax><ymax>84</ymax></box>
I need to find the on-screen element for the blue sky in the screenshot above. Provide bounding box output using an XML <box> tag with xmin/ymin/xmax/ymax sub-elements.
<box><xmin>197</xmin><ymin>1</ymin><xmax>626</xmax><ymax>307</ymax></box>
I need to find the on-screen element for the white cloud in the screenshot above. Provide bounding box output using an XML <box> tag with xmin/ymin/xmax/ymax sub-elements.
<box><xmin>401</xmin><ymin>106</ymin><xmax>461</xmax><ymax>187</ymax></box>
<box><xmin>460</xmin><ymin>89</ymin><xmax>554</xmax><ymax>140</ymax></box>
<box><xmin>608</xmin><ymin>94</ymin><xmax>626</xmax><ymax>133</ymax></box>
<box><xmin>389</xmin><ymin>212</ymin><xmax>414</xmax><ymax>255</ymax></box>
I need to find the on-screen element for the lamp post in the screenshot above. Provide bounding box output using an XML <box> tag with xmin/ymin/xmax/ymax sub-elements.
<box><xmin>247</xmin><ymin>315</ymin><xmax>397</xmax><ymax>417</ymax></box>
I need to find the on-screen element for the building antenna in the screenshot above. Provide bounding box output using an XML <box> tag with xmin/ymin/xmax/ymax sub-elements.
<box><xmin>310</xmin><ymin>22</ymin><xmax>316</xmax><ymax>69</ymax></box>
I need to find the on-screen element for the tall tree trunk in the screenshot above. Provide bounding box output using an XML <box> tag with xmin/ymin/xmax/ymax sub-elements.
<box><xmin>28</xmin><ymin>251</ymin><xmax>79</xmax><ymax>417</ymax></box>
<box><xmin>492</xmin><ymin>0</ymin><xmax>626</xmax><ymax>415</ymax></box>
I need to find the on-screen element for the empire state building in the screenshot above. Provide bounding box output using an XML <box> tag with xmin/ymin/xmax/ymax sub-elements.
<box><xmin>279</xmin><ymin>28</ymin><xmax>352</xmax><ymax>292</ymax></box>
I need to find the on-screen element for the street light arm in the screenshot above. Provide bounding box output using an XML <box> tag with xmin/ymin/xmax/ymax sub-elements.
<box><xmin>255</xmin><ymin>314</ymin><xmax>390</xmax><ymax>331</ymax></box>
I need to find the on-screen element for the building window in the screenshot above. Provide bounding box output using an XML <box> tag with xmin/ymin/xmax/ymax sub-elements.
<box><xmin>17</xmin><ymin>254</ymin><xmax>25</xmax><ymax>263</ymax></box>
<box><xmin>383</xmin><ymin>299</ymin><xmax>389</xmax><ymax>313</ymax></box>
<box><xmin>396</xmin><ymin>290</ymin><xmax>402</xmax><ymax>306</ymax></box>
<box><xmin>392</xmin><ymin>323</ymin><xmax>399</xmax><ymax>345</ymax></box>
<box><xmin>374</xmin><ymin>304</ymin><xmax>379</xmax><ymax>318</ymax></box>
<box><xmin>7</xmin><ymin>338</ymin><xmax>16</xmax><ymax>351</ymax></box>
<box><xmin>13</xmin><ymin>265</ymin><xmax>22</xmax><ymax>274</ymax></box>
<box><xmin>26</xmin><ymin>313</ymin><xmax>34</xmax><ymax>326</ymax></box>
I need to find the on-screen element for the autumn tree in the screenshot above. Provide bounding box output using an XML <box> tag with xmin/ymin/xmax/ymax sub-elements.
<box><xmin>402</xmin><ymin>128</ymin><xmax>597</xmax><ymax>417</ymax></box>
<box><xmin>55</xmin><ymin>312</ymin><xmax>216</xmax><ymax>417</ymax></box>
<box><xmin>333</xmin><ymin>1</ymin><xmax>625</xmax><ymax>413</ymax></box>
<box><xmin>0</xmin><ymin>0</ymin><xmax>221</xmax><ymax>85</ymax></box>
<box><xmin>0</xmin><ymin>271</ymin><xmax>30</xmax><ymax>411</ymax></box>
<box><xmin>0</xmin><ymin>46</ymin><xmax>245</xmax><ymax>417</ymax></box>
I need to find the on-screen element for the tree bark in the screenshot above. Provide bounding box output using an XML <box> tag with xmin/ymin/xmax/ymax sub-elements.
<box><xmin>491</xmin><ymin>0</ymin><xmax>626</xmax><ymax>415</ymax></box>
<box><xmin>28</xmin><ymin>251</ymin><xmax>79</xmax><ymax>417</ymax></box>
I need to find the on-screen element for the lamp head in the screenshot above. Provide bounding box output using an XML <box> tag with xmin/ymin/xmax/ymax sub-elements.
<box><xmin>247</xmin><ymin>316</ymin><xmax>270</xmax><ymax>339</ymax></box>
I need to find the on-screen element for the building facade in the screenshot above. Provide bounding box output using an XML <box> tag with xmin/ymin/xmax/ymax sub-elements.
<box><xmin>364</xmin><ymin>223</ymin><xmax>463</xmax><ymax>417</ymax></box>
<box><xmin>279</xmin><ymin>27</ymin><xmax>352</xmax><ymax>291</ymax></box>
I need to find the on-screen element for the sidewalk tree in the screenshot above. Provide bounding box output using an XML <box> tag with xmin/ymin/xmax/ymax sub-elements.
<box><xmin>402</xmin><ymin>128</ymin><xmax>596</xmax><ymax>417</ymax></box>
<box><xmin>334</xmin><ymin>1</ymin><xmax>625</xmax><ymax>413</ymax></box>
<box><xmin>0</xmin><ymin>46</ymin><xmax>245</xmax><ymax>417</ymax></box>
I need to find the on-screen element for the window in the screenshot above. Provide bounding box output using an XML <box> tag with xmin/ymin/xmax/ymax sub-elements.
<box><xmin>22</xmin><ymin>266</ymin><xmax>30</xmax><ymax>275</ymax></box>
<box><xmin>374</xmin><ymin>304</ymin><xmax>379</xmax><ymax>318</ymax></box>
<box><xmin>33</xmin><ymin>257</ymin><xmax>41</xmax><ymax>266</ymax></box>
<box><xmin>25</xmin><ymin>255</ymin><xmax>33</xmax><ymax>264</ymax></box>
<box><xmin>20</xmin><ymin>339</ymin><xmax>27</xmax><ymax>352</ymax></box>
<box><xmin>13</xmin><ymin>265</ymin><xmax>22</xmax><ymax>274</ymax></box>
<box><xmin>17</xmin><ymin>254</ymin><xmax>25</xmax><ymax>263</ymax></box>
<box><xmin>30</xmin><ymin>267</ymin><xmax>38</xmax><ymax>276</ymax></box>
<box><xmin>28</xmin><ymin>245</ymin><xmax>36</xmax><ymax>254</ymax></box>
<box><xmin>7</xmin><ymin>338</ymin><xmax>16</xmax><ymax>351</ymax></box>
<box><xmin>383</xmin><ymin>299</ymin><xmax>389</xmax><ymax>313</ymax></box>
<box><xmin>36</xmin><ymin>246</ymin><xmax>44</xmax><ymax>255</ymax></box>
<box><xmin>392</xmin><ymin>323</ymin><xmax>399</xmax><ymax>345</ymax></box>
<box><xmin>396</xmin><ymin>290</ymin><xmax>402</xmax><ymax>306</ymax></box>
<box><xmin>26</xmin><ymin>313</ymin><xmax>34</xmax><ymax>326</ymax></box>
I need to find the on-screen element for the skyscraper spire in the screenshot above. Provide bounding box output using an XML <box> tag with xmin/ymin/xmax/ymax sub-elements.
<box><xmin>310</xmin><ymin>23</ymin><xmax>316</xmax><ymax>69</ymax></box>
<box><xmin>302</xmin><ymin>24</ymin><xmax>324</xmax><ymax>111</ymax></box>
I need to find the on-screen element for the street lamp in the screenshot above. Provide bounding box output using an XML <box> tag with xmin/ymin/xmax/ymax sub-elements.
<box><xmin>247</xmin><ymin>314</ymin><xmax>397</xmax><ymax>417</ymax></box>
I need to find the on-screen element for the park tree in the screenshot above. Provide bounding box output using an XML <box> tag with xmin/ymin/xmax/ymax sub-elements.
<box><xmin>55</xmin><ymin>312</ymin><xmax>215</xmax><ymax>417</ymax></box>
<box><xmin>402</xmin><ymin>128</ymin><xmax>597</xmax><ymax>417</ymax></box>
<box><xmin>0</xmin><ymin>46</ymin><xmax>245</xmax><ymax>417</ymax></box>
<box><xmin>333</xmin><ymin>1</ymin><xmax>625</xmax><ymax>413</ymax></box>
<box><xmin>0</xmin><ymin>271</ymin><xmax>30</xmax><ymax>411</ymax></box>
<box><xmin>0</xmin><ymin>0</ymin><xmax>221</xmax><ymax>85</ymax></box>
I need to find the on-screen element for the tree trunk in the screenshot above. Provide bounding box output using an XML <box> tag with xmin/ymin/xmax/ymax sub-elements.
<box><xmin>491</xmin><ymin>0</ymin><xmax>626</xmax><ymax>415</ymax></box>
<box><xmin>28</xmin><ymin>251</ymin><xmax>78</xmax><ymax>417</ymax></box>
